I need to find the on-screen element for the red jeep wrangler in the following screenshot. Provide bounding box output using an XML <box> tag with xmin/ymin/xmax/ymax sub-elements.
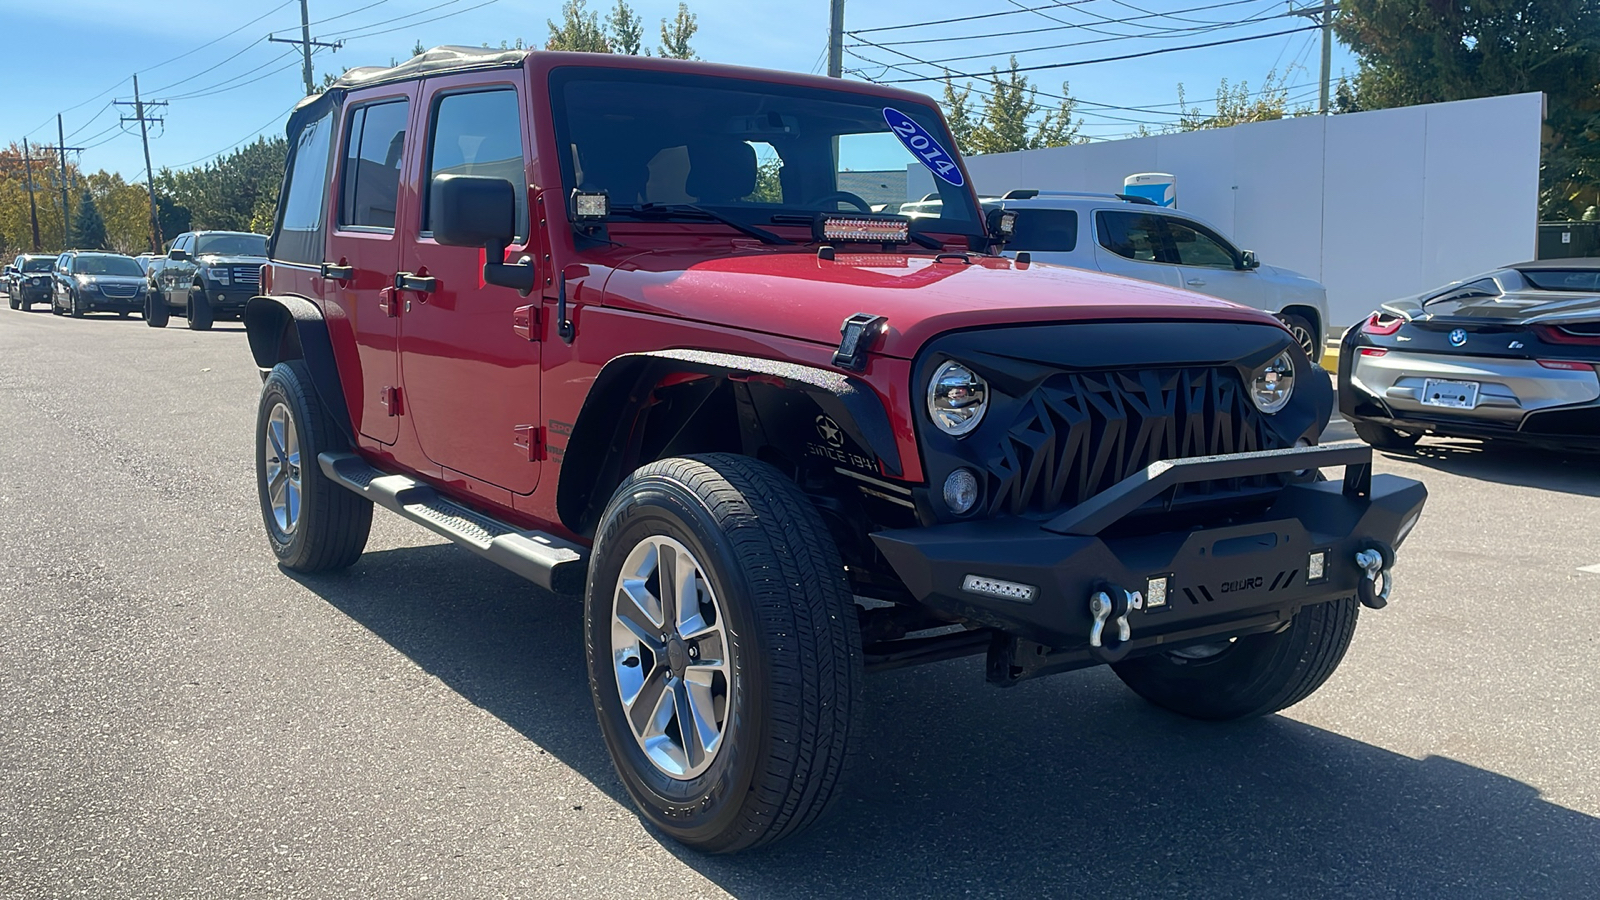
<box><xmin>245</xmin><ymin>48</ymin><xmax>1426</xmax><ymax>852</ymax></box>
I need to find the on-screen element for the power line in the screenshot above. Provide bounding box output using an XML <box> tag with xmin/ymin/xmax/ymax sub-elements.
<box><xmin>327</xmin><ymin>0</ymin><xmax>503</xmax><ymax>42</ymax></box>
<box><xmin>849</xmin><ymin>0</ymin><xmax>1266</xmax><ymax>46</ymax></box>
<box><xmin>850</xmin><ymin>1</ymin><xmax>1101</xmax><ymax>36</ymax></box>
<box><xmin>877</xmin><ymin>24</ymin><xmax>1319</xmax><ymax>82</ymax></box>
<box><xmin>167</xmin><ymin>103</ymin><xmax>301</xmax><ymax>170</ymax></box>
<box><xmin>150</xmin><ymin>38</ymin><xmax>271</xmax><ymax>95</ymax></box>
<box><xmin>147</xmin><ymin>0</ymin><xmax>298</xmax><ymax>75</ymax></box>
<box><xmin>322</xmin><ymin>0</ymin><xmax>474</xmax><ymax>39</ymax></box>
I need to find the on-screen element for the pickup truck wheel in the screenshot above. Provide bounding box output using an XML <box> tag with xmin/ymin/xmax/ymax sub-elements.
<box><xmin>186</xmin><ymin>286</ymin><xmax>214</xmax><ymax>331</ymax></box>
<box><xmin>255</xmin><ymin>360</ymin><xmax>372</xmax><ymax>572</ymax></box>
<box><xmin>1354</xmin><ymin>421</ymin><xmax>1421</xmax><ymax>450</ymax></box>
<box><xmin>1111</xmin><ymin>596</ymin><xmax>1359</xmax><ymax>721</ymax></box>
<box><xmin>145</xmin><ymin>292</ymin><xmax>169</xmax><ymax>327</ymax></box>
<box><xmin>586</xmin><ymin>453</ymin><xmax>861</xmax><ymax>853</ymax></box>
<box><xmin>1278</xmin><ymin>312</ymin><xmax>1320</xmax><ymax>363</ymax></box>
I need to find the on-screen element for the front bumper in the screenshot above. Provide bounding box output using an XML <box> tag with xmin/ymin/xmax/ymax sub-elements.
<box><xmin>1343</xmin><ymin>349</ymin><xmax>1600</xmax><ymax>448</ymax></box>
<box><xmin>871</xmin><ymin>444</ymin><xmax>1426</xmax><ymax>673</ymax></box>
<box><xmin>84</xmin><ymin>293</ymin><xmax>145</xmax><ymax>312</ymax></box>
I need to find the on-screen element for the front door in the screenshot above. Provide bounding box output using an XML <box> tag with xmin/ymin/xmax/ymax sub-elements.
<box><xmin>397</xmin><ymin>73</ymin><xmax>541</xmax><ymax>494</ymax></box>
<box><xmin>1162</xmin><ymin>215</ymin><xmax>1275</xmax><ymax>313</ymax></box>
<box><xmin>325</xmin><ymin>87</ymin><xmax>417</xmax><ymax>446</ymax></box>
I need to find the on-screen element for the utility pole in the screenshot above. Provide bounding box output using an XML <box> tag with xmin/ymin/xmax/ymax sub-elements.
<box><xmin>21</xmin><ymin>139</ymin><xmax>43</xmax><ymax>251</ymax></box>
<box><xmin>116</xmin><ymin>75</ymin><xmax>168</xmax><ymax>252</ymax></box>
<box><xmin>1291</xmin><ymin>1</ymin><xmax>1338</xmax><ymax>115</ymax></box>
<box><xmin>55</xmin><ymin>116</ymin><xmax>85</xmax><ymax>247</ymax></box>
<box><xmin>827</xmin><ymin>0</ymin><xmax>844</xmax><ymax>78</ymax></box>
<box><xmin>269</xmin><ymin>0</ymin><xmax>343</xmax><ymax>96</ymax></box>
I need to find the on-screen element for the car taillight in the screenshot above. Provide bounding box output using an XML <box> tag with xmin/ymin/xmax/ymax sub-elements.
<box><xmin>1536</xmin><ymin>359</ymin><xmax>1598</xmax><ymax>371</ymax></box>
<box><xmin>1362</xmin><ymin>312</ymin><xmax>1404</xmax><ymax>335</ymax></box>
<box><xmin>1357</xmin><ymin>347</ymin><xmax>1388</xmax><ymax>358</ymax></box>
<box><xmin>1534</xmin><ymin>324</ymin><xmax>1600</xmax><ymax>345</ymax></box>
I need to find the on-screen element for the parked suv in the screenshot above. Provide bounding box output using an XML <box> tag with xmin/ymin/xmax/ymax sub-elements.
<box><xmin>246</xmin><ymin>48</ymin><xmax>1426</xmax><ymax>853</ymax></box>
<box><xmin>5</xmin><ymin>254</ymin><xmax>57</xmax><ymax>310</ymax></box>
<box><xmin>146</xmin><ymin>230</ymin><xmax>268</xmax><ymax>330</ymax></box>
<box><xmin>990</xmin><ymin>190</ymin><xmax>1330</xmax><ymax>362</ymax></box>
<box><xmin>50</xmin><ymin>250</ymin><xmax>148</xmax><ymax>317</ymax></box>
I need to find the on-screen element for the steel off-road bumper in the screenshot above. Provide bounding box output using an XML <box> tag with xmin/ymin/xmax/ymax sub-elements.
<box><xmin>870</xmin><ymin>444</ymin><xmax>1426</xmax><ymax>684</ymax></box>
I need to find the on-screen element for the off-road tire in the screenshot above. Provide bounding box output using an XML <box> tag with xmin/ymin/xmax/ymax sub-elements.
<box><xmin>145</xmin><ymin>291</ymin><xmax>169</xmax><ymax>327</ymax></box>
<box><xmin>585</xmin><ymin>453</ymin><xmax>862</xmax><ymax>853</ymax></box>
<box><xmin>1111</xmin><ymin>596</ymin><xmax>1359</xmax><ymax>721</ymax></box>
<box><xmin>186</xmin><ymin>285</ymin><xmax>213</xmax><ymax>331</ymax></box>
<box><xmin>255</xmin><ymin>360</ymin><xmax>372</xmax><ymax>572</ymax></box>
<box><xmin>1354</xmin><ymin>421</ymin><xmax>1421</xmax><ymax>451</ymax></box>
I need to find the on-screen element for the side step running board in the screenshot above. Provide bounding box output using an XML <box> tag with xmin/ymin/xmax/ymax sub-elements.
<box><xmin>318</xmin><ymin>452</ymin><xmax>588</xmax><ymax>595</ymax></box>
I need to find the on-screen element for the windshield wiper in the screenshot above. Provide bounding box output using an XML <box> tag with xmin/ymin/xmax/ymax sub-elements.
<box><xmin>614</xmin><ymin>203</ymin><xmax>792</xmax><ymax>245</ymax></box>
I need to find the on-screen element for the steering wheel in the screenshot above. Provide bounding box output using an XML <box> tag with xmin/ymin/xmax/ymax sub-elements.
<box><xmin>811</xmin><ymin>191</ymin><xmax>873</xmax><ymax>213</ymax></box>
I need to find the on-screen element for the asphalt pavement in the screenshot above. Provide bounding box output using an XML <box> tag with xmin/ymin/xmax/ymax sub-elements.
<box><xmin>2</xmin><ymin>305</ymin><xmax>1597</xmax><ymax>898</ymax></box>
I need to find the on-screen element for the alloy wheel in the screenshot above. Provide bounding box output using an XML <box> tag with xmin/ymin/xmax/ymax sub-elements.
<box><xmin>264</xmin><ymin>402</ymin><xmax>302</xmax><ymax>535</ymax></box>
<box><xmin>611</xmin><ymin>535</ymin><xmax>730</xmax><ymax>780</ymax></box>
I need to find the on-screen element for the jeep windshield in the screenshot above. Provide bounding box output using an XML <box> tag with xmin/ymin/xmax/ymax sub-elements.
<box><xmin>551</xmin><ymin>68</ymin><xmax>981</xmax><ymax>238</ymax></box>
<box><xmin>195</xmin><ymin>234</ymin><xmax>268</xmax><ymax>257</ymax></box>
<box><xmin>75</xmin><ymin>255</ymin><xmax>143</xmax><ymax>276</ymax></box>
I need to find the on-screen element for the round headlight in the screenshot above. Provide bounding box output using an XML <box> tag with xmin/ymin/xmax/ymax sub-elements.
<box><xmin>927</xmin><ymin>361</ymin><xmax>989</xmax><ymax>436</ymax></box>
<box><xmin>1250</xmin><ymin>351</ymin><xmax>1296</xmax><ymax>414</ymax></box>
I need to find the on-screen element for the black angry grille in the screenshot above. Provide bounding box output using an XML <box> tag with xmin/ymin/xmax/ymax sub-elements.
<box><xmin>979</xmin><ymin>366</ymin><xmax>1283</xmax><ymax>516</ymax></box>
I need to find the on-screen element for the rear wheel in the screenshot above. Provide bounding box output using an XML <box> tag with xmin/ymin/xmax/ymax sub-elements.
<box><xmin>145</xmin><ymin>291</ymin><xmax>169</xmax><ymax>327</ymax></box>
<box><xmin>1111</xmin><ymin>597</ymin><xmax>1359</xmax><ymax>720</ymax></box>
<box><xmin>1278</xmin><ymin>312</ymin><xmax>1320</xmax><ymax>363</ymax></box>
<box><xmin>255</xmin><ymin>360</ymin><xmax>372</xmax><ymax>572</ymax></box>
<box><xmin>1354</xmin><ymin>421</ymin><xmax>1421</xmax><ymax>450</ymax></box>
<box><xmin>586</xmin><ymin>454</ymin><xmax>861</xmax><ymax>852</ymax></box>
<box><xmin>187</xmin><ymin>285</ymin><xmax>213</xmax><ymax>331</ymax></box>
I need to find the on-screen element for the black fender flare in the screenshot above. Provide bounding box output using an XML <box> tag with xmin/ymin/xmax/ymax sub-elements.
<box><xmin>243</xmin><ymin>294</ymin><xmax>356</xmax><ymax>446</ymax></box>
<box><xmin>557</xmin><ymin>349</ymin><xmax>904</xmax><ymax>534</ymax></box>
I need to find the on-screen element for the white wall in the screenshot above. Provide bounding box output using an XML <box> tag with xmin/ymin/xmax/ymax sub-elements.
<box><xmin>909</xmin><ymin>92</ymin><xmax>1545</xmax><ymax>329</ymax></box>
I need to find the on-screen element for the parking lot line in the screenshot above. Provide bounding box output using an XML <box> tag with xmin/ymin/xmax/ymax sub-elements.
<box><xmin>1579</xmin><ymin>563</ymin><xmax>1600</xmax><ymax>574</ymax></box>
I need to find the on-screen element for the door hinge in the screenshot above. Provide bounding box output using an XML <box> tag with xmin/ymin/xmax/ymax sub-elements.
<box><xmin>513</xmin><ymin>304</ymin><xmax>541</xmax><ymax>341</ymax></box>
<box><xmin>380</xmin><ymin>386</ymin><xmax>402</xmax><ymax>416</ymax></box>
<box><xmin>377</xmin><ymin>286</ymin><xmax>399</xmax><ymax>317</ymax></box>
<box><xmin>513</xmin><ymin>424</ymin><xmax>544</xmax><ymax>461</ymax></box>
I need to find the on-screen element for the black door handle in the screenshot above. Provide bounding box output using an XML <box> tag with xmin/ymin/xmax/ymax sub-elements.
<box><xmin>321</xmin><ymin>262</ymin><xmax>354</xmax><ymax>280</ymax></box>
<box><xmin>396</xmin><ymin>272</ymin><xmax>436</xmax><ymax>293</ymax></box>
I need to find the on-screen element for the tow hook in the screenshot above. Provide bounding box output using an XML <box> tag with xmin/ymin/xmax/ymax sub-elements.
<box><xmin>1355</xmin><ymin>544</ymin><xmax>1395</xmax><ymax>610</ymax></box>
<box><xmin>1088</xmin><ymin>587</ymin><xmax>1142</xmax><ymax>663</ymax></box>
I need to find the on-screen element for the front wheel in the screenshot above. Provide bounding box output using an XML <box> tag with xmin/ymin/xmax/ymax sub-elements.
<box><xmin>1278</xmin><ymin>312</ymin><xmax>1320</xmax><ymax>363</ymax></box>
<box><xmin>255</xmin><ymin>360</ymin><xmax>372</xmax><ymax>572</ymax></box>
<box><xmin>187</xmin><ymin>285</ymin><xmax>213</xmax><ymax>331</ymax></box>
<box><xmin>69</xmin><ymin>291</ymin><xmax>84</xmax><ymax>318</ymax></box>
<box><xmin>586</xmin><ymin>454</ymin><xmax>862</xmax><ymax>853</ymax></box>
<box><xmin>145</xmin><ymin>291</ymin><xmax>169</xmax><ymax>327</ymax></box>
<box><xmin>1354</xmin><ymin>421</ymin><xmax>1421</xmax><ymax>451</ymax></box>
<box><xmin>1112</xmin><ymin>596</ymin><xmax>1359</xmax><ymax>720</ymax></box>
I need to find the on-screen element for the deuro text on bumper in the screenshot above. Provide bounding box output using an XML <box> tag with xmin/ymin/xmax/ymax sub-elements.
<box><xmin>871</xmin><ymin>444</ymin><xmax>1427</xmax><ymax>684</ymax></box>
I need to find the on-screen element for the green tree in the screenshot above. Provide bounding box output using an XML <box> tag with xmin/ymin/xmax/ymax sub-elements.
<box><xmin>412</xmin><ymin>41</ymin><xmax>426</xmax><ymax>57</ymax></box>
<box><xmin>940</xmin><ymin>59</ymin><xmax>1083</xmax><ymax>155</ymax></box>
<box><xmin>72</xmin><ymin>192</ymin><xmax>108</xmax><ymax>250</ymax></box>
<box><xmin>1336</xmin><ymin>0</ymin><xmax>1600</xmax><ymax>218</ymax></box>
<box><xmin>547</xmin><ymin>0</ymin><xmax>612</xmax><ymax>52</ymax></box>
<box><xmin>1175</xmin><ymin>72</ymin><xmax>1295</xmax><ymax>131</ymax></box>
<box><xmin>158</xmin><ymin>136</ymin><xmax>286</xmax><ymax>233</ymax></box>
<box><xmin>608</xmin><ymin>1</ymin><xmax>647</xmax><ymax>55</ymax></box>
<box><xmin>658</xmin><ymin>2</ymin><xmax>697</xmax><ymax>59</ymax></box>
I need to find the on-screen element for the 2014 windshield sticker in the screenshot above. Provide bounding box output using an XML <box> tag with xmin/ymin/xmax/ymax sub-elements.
<box><xmin>884</xmin><ymin>108</ymin><xmax>964</xmax><ymax>187</ymax></box>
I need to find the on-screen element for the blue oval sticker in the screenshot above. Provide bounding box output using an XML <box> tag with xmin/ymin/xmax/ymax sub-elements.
<box><xmin>884</xmin><ymin>107</ymin><xmax>965</xmax><ymax>188</ymax></box>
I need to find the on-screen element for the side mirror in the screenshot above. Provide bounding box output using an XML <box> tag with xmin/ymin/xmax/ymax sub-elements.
<box><xmin>1239</xmin><ymin>249</ymin><xmax>1260</xmax><ymax>270</ymax></box>
<box><xmin>167</xmin><ymin>248</ymin><xmax>188</xmax><ymax>261</ymax></box>
<box><xmin>430</xmin><ymin>174</ymin><xmax>535</xmax><ymax>295</ymax></box>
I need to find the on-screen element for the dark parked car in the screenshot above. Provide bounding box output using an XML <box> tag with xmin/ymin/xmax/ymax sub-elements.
<box><xmin>50</xmin><ymin>251</ymin><xmax>148</xmax><ymax>318</ymax></box>
<box><xmin>1341</xmin><ymin>258</ymin><xmax>1600</xmax><ymax>450</ymax></box>
<box><xmin>145</xmin><ymin>230</ymin><xmax>268</xmax><ymax>330</ymax></box>
<box><xmin>5</xmin><ymin>254</ymin><xmax>58</xmax><ymax>310</ymax></box>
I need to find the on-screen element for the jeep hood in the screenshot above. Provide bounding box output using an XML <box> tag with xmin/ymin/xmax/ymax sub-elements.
<box><xmin>600</xmin><ymin>249</ymin><xmax>1279</xmax><ymax>359</ymax></box>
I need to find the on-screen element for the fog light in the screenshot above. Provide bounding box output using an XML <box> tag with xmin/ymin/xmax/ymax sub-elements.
<box><xmin>962</xmin><ymin>574</ymin><xmax>1036</xmax><ymax>603</ymax></box>
<box><xmin>1145</xmin><ymin>576</ymin><xmax>1169</xmax><ymax>609</ymax></box>
<box><xmin>1307</xmin><ymin>550</ymin><xmax>1329</xmax><ymax>583</ymax></box>
<box><xmin>216</xmin><ymin>293</ymin><xmax>227</xmax><ymax>303</ymax></box>
<box><xmin>943</xmin><ymin>468</ymin><xmax>979</xmax><ymax>515</ymax></box>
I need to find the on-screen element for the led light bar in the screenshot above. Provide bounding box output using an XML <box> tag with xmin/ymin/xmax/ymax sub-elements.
<box><xmin>816</xmin><ymin>214</ymin><xmax>911</xmax><ymax>244</ymax></box>
<box><xmin>1145</xmin><ymin>576</ymin><xmax>1169</xmax><ymax>609</ymax></box>
<box><xmin>571</xmin><ymin>190</ymin><xmax>609</xmax><ymax>221</ymax></box>
<box><xmin>962</xmin><ymin>574</ymin><xmax>1037</xmax><ymax>604</ymax></box>
<box><xmin>1307</xmin><ymin>549</ymin><xmax>1329</xmax><ymax>583</ymax></box>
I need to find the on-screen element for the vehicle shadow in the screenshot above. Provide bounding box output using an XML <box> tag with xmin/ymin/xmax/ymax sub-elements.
<box><xmin>1380</xmin><ymin>437</ymin><xmax>1600</xmax><ymax>498</ymax></box>
<box><xmin>295</xmin><ymin>544</ymin><xmax>1600</xmax><ymax>898</ymax></box>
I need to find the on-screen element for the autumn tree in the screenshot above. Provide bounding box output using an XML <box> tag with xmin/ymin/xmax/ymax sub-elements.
<box><xmin>658</xmin><ymin>2</ymin><xmax>697</xmax><ymax>59</ymax></box>
<box><xmin>1336</xmin><ymin>0</ymin><xmax>1600</xmax><ymax>218</ymax></box>
<box><xmin>547</xmin><ymin>0</ymin><xmax>612</xmax><ymax>52</ymax></box>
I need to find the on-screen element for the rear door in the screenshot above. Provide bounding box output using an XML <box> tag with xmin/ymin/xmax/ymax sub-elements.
<box><xmin>1164</xmin><ymin>214</ymin><xmax>1277</xmax><ymax>312</ymax></box>
<box><xmin>1090</xmin><ymin>209</ymin><xmax>1183</xmax><ymax>288</ymax></box>
<box><xmin>397</xmin><ymin>73</ymin><xmax>541</xmax><ymax>494</ymax></box>
<box><xmin>325</xmin><ymin>86</ymin><xmax>417</xmax><ymax>446</ymax></box>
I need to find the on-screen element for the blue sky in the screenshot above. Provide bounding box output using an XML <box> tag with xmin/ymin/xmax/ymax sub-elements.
<box><xmin>0</xmin><ymin>0</ymin><xmax>1357</xmax><ymax>180</ymax></box>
